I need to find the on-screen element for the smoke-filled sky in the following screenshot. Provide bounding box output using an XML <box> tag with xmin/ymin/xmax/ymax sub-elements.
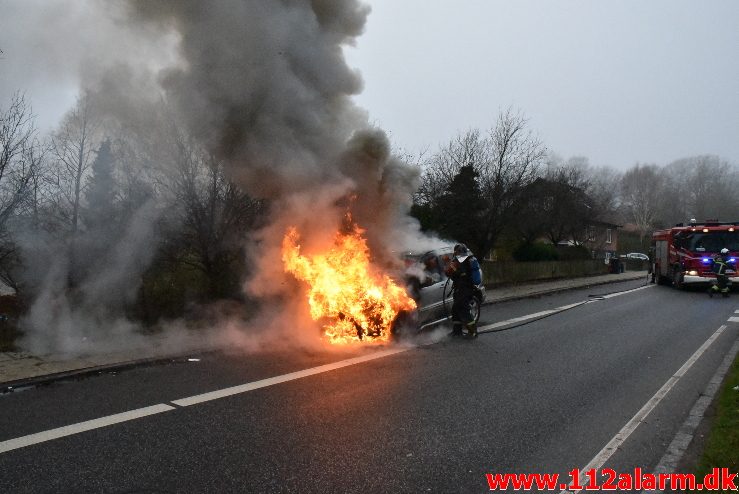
<box><xmin>345</xmin><ymin>0</ymin><xmax>739</xmax><ymax>168</ymax></box>
<box><xmin>1</xmin><ymin>0</ymin><xmax>738</xmax><ymax>169</ymax></box>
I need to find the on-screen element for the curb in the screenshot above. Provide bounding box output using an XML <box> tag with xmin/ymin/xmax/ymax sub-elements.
<box><xmin>0</xmin><ymin>353</ymin><xmax>207</xmax><ymax>395</ymax></box>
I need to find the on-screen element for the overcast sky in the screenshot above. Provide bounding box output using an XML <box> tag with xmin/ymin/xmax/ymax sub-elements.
<box><xmin>345</xmin><ymin>0</ymin><xmax>739</xmax><ymax>168</ymax></box>
<box><xmin>1</xmin><ymin>0</ymin><xmax>737</xmax><ymax>170</ymax></box>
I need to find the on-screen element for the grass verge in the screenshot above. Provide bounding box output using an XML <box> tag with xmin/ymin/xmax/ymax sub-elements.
<box><xmin>694</xmin><ymin>351</ymin><xmax>739</xmax><ymax>491</ymax></box>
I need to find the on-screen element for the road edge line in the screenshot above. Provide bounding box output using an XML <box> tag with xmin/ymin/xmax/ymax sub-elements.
<box><xmin>560</xmin><ymin>324</ymin><xmax>728</xmax><ymax>494</ymax></box>
<box><xmin>479</xmin><ymin>285</ymin><xmax>653</xmax><ymax>334</ymax></box>
<box><xmin>640</xmin><ymin>336</ymin><xmax>739</xmax><ymax>494</ymax></box>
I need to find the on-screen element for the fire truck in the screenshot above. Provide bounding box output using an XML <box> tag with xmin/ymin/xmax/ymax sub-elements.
<box><xmin>652</xmin><ymin>221</ymin><xmax>738</xmax><ymax>288</ymax></box>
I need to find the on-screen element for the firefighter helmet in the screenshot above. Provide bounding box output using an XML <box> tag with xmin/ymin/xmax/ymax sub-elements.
<box><xmin>454</xmin><ymin>244</ymin><xmax>468</xmax><ymax>256</ymax></box>
<box><xmin>721</xmin><ymin>248</ymin><xmax>729</xmax><ymax>255</ymax></box>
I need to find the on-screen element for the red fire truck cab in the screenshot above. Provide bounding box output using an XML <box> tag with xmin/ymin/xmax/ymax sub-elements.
<box><xmin>652</xmin><ymin>221</ymin><xmax>739</xmax><ymax>288</ymax></box>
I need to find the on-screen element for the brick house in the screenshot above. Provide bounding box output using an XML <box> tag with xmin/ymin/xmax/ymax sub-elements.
<box><xmin>556</xmin><ymin>219</ymin><xmax>621</xmax><ymax>260</ymax></box>
<box><xmin>582</xmin><ymin>220</ymin><xmax>621</xmax><ymax>260</ymax></box>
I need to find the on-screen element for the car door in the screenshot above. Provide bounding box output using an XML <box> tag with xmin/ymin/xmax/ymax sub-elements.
<box><xmin>415</xmin><ymin>251</ymin><xmax>449</xmax><ymax>323</ymax></box>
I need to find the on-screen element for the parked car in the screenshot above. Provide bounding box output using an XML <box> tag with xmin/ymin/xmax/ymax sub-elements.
<box><xmin>394</xmin><ymin>245</ymin><xmax>486</xmax><ymax>335</ymax></box>
<box><xmin>626</xmin><ymin>252</ymin><xmax>649</xmax><ymax>261</ymax></box>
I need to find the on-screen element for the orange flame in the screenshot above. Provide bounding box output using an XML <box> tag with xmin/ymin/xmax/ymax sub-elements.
<box><xmin>282</xmin><ymin>224</ymin><xmax>416</xmax><ymax>344</ymax></box>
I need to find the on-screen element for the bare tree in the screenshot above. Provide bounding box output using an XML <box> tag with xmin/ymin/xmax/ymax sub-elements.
<box><xmin>22</xmin><ymin>141</ymin><xmax>51</xmax><ymax>231</ymax></box>
<box><xmin>415</xmin><ymin>129</ymin><xmax>486</xmax><ymax>206</ymax></box>
<box><xmin>180</xmin><ymin>155</ymin><xmax>265</xmax><ymax>298</ymax></box>
<box><xmin>621</xmin><ymin>164</ymin><xmax>662</xmax><ymax>243</ymax></box>
<box><xmin>148</xmin><ymin>123</ymin><xmax>266</xmax><ymax>299</ymax></box>
<box><xmin>582</xmin><ymin>165</ymin><xmax>622</xmax><ymax>220</ymax></box>
<box><xmin>525</xmin><ymin>162</ymin><xmax>594</xmax><ymax>246</ymax></box>
<box><xmin>662</xmin><ymin>156</ymin><xmax>739</xmax><ymax>224</ymax></box>
<box><xmin>50</xmin><ymin>94</ymin><xmax>98</xmax><ymax>232</ymax></box>
<box><xmin>414</xmin><ymin>109</ymin><xmax>546</xmax><ymax>256</ymax></box>
<box><xmin>476</xmin><ymin>109</ymin><xmax>546</xmax><ymax>256</ymax></box>
<box><xmin>0</xmin><ymin>93</ymin><xmax>42</xmax><ymax>291</ymax></box>
<box><xmin>0</xmin><ymin>92</ymin><xmax>37</xmax><ymax>228</ymax></box>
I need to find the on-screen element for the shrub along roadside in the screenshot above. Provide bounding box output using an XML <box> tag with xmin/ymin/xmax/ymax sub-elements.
<box><xmin>0</xmin><ymin>295</ymin><xmax>22</xmax><ymax>352</ymax></box>
<box><xmin>512</xmin><ymin>242</ymin><xmax>560</xmax><ymax>262</ymax></box>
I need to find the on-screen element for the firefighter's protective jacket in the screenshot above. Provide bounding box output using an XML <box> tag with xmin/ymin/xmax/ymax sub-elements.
<box><xmin>713</xmin><ymin>256</ymin><xmax>730</xmax><ymax>276</ymax></box>
<box><xmin>451</xmin><ymin>255</ymin><xmax>482</xmax><ymax>294</ymax></box>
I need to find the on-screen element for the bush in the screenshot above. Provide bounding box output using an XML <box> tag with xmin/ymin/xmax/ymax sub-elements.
<box><xmin>557</xmin><ymin>245</ymin><xmax>592</xmax><ymax>261</ymax></box>
<box><xmin>512</xmin><ymin>242</ymin><xmax>560</xmax><ymax>262</ymax></box>
<box><xmin>0</xmin><ymin>295</ymin><xmax>23</xmax><ymax>351</ymax></box>
<box><xmin>134</xmin><ymin>258</ymin><xmax>209</xmax><ymax>325</ymax></box>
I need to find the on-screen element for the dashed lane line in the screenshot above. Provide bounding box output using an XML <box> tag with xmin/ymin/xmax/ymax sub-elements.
<box><xmin>0</xmin><ymin>404</ymin><xmax>174</xmax><ymax>454</ymax></box>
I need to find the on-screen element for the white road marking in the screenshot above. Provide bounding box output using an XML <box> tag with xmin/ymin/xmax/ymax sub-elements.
<box><xmin>0</xmin><ymin>349</ymin><xmax>411</xmax><ymax>455</ymax></box>
<box><xmin>599</xmin><ymin>284</ymin><xmax>653</xmax><ymax>299</ymax></box>
<box><xmin>0</xmin><ymin>404</ymin><xmax>174</xmax><ymax>454</ymax></box>
<box><xmin>478</xmin><ymin>285</ymin><xmax>653</xmax><ymax>333</ymax></box>
<box><xmin>560</xmin><ymin>324</ymin><xmax>728</xmax><ymax>494</ymax></box>
<box><xmin>478</xmin><ymin>303</ymin><xmax>584</xmax><ymax>332</ymax></box>
<box><xmin>171</xmin><ymin>347</ymin><xmax>411</xmax><ymax>407</ymax></box>
<box><xmin>728</xmin><ymin>317</ymin><xmax>739</xmax><ymax>323</ymax></box>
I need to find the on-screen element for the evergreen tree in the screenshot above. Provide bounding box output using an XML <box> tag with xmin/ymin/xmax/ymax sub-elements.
<box><xmin>438</xmin><ymin>165</ymin><xmax>486</xmax><ymax>254</ymax></box>
<box><xmin>83</xmin><ymin>139</ymin><xmax>117</xmax><ymax>232</ymax></box>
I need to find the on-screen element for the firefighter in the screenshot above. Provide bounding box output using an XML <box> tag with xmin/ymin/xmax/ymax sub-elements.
<box><xmin>446</xmin><ymin>243</ymin><xmax>482</xmax><ymax>338</ymax></box>
<box><xmin>709</xmin><ymin>248</ymin><xmax>731</xmax><ymax>297</ymax></box>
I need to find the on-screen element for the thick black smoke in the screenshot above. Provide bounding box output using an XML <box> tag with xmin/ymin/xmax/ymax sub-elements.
<box><xmin>120</xmin><ymin>0</ymin><xmax>425</xmax><ymax>298</ymax></box>
<box><xmin>126</xmin><ymin>0</ymin><xmax>370</xmax><ymax>196</ymax></box>
<box><xmin>6</xmin><ymin>0</ymin><xmax>431</xmax><ymax>353</ymax></box>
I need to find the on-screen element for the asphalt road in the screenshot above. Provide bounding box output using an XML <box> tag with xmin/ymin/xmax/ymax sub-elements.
<box><xmin>0</xmin><ymin>280</ymin><xmax>737</xmax><ymax>493</ymax></box>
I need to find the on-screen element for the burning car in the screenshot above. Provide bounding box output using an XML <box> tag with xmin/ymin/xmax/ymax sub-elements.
<box><xmin>394</xmin><ymin>245</ymin><xmax>487</xmax><ymax>335</ymax></box>
<box><xmin>282</xmin><ymin>222</ymin><xmax>417</xmax><ymax>344</ymax></box>
<box><xmin>282</xmin><ymin>218</ymin><xmax>485</xmax><ymax>343</ymax></box>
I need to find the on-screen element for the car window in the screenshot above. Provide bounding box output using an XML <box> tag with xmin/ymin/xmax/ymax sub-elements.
<box><xmin>421</xmin><ymin>253</ymin><xmax>441</xmax><ymax>277</ymax></box>
<box><xmin>683</xmin><ymin>232</ymin><xmax>739</xmax><ymax>253</ymax></box>
<box><xmin>439</xmin><ymin>253</ymin><xmax>453</xmax><ymax>273</ymax></box>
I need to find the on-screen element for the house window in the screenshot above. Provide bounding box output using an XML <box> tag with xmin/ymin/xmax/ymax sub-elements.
<box><xmin>606</xmin><ymin>229</ymin><xmax>612</xmax><ymax>244</ymax></box>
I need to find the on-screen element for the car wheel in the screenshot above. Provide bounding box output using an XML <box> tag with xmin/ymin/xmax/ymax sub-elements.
<box><xmin>391</xmin><ymin>309</ymin><xmax>418</xmax><ymax>340</ymax></box>
<box><xmin>470</xmin><ymin>293</ymin><xmax>482</xmax><ymax>323</ymax></box>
